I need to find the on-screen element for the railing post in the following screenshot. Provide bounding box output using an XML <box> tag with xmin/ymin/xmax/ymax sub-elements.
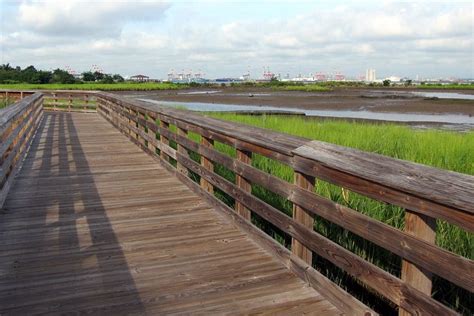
<box><xmin>292</xmin><ymin>171</ymin><xmax>315</xmax><ymax>264</ymax></box>
<box><xmin>200</xmin><ymin>136</ymin><xmax>214</xmax><ymax>193</ymax></box>
<box><xmin>147</xmin><ymin>114</ymin><xmax>157</xmax><ymax>154</ymax></box>
<box><xmin>53</xmin><ymin>93</ymin><xmax>57</xmax><ymax>111</ymax></box>
<box><xmin>68</xmin><ymin>94</ymin><xmax>72</xmax><ymax>112</ymax></box>
<box><xmin>235</xmin><ymin>149</ymin><xmax>251</xmax><ymax>220</ymax></box>
<box><xmin>160</xmin><ymin>120</ymin><xmax>169</xmax><ymax>162</ymax></box>
<box><xmin>137</xmin><ymin>111</ymin><xmax>146</xmax><ymax>147</ymax></box>
<box><xmin>84</xmin><ymin>94</ymin><xmax>88</xmax><ymax>111</ymax></box>
<box><xmin>399</xmin><ymin>211</ymin><xmax>436</xmax><ymax>316</ymax></box>
<box><xmin>177</xmin><ymin>127</ymin><xmax>188</xmax><ymax>175</ymax></box>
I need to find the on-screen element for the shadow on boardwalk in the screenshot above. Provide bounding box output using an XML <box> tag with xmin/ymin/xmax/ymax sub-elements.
<box><xmin>0</xmin><ymin>112</ymin><xmax>144</xmax><ymax>314</ymax></box>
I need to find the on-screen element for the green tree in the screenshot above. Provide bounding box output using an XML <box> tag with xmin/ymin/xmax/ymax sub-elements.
<box><xmin>383</xmin><ymin>79</ymin><xmax>391</xmax><ymax>87</ymax></box>
<box><xmin>21</xmin><ymin>65</ymin><xmax>39</xmax><ymax>83</ymax></box>
<box><xmin>101</xmin><ymin>75</ymin><xmax>114</xmax><ymax>84</ymax></box>
<box><xmin>93</xmin><ymin>71</ymin><xmax>104</xmax><ymax>81</ymax></box>
<box><xmin>112</xmin><ymin>74</ymin><xmax>124</xmax><ymax>82</ymax></box>
<box><xmin>51</xmin><ymin>69</ymin><xmax>75</xmax><ymax>84</ymax></box>
<box><xmin>82</xmin><ymin>71</ymin><xmax>96</xmax><ymax>81</ymax></box>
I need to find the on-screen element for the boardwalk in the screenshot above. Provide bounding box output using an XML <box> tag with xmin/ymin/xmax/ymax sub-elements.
<box><xmin>1</xmin><ymin>112</ymin><xmax>340</xmax><ymax>315</ymax></box>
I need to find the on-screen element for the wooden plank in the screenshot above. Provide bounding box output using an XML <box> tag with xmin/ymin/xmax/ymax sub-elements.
<box><xmin>293</xmin><ymin>141</ymin><xmax>474</xmax><ymax>217</ymax></box>
<box><xmin>236</xmin><ymin>149</ymin><xmax>251</xmax><ymax>220</ymax></box>
<box><xmin>160</xmin><ymin>120</ymin><xmax>170</xmax><ymax>162</ymax></box>
<box><xmin>293</xmin><ymin>154</ymin><xmax>473</xmax><ymax>232</ymax></box>
<box><xmin>200</xmin><ymin>136</ymin><xmax>214</xmax><ymax>193</ymax></box>
<box><xmin>291</xmin><ymin>172</ymin><xmax>314</xmax><ymax>264</ymax></box>
<box><xmin>1</xmin><ymin>97</ymin><xmax>43</xmax><ymax>207</ymax></box>
<box><xmin>177</xmin><ymin>127</ymin><xmax>189</xmax><ymax>175</ymax></box>
<box><xmin>146</xmin><ymin>113</ymin><xmax>157</xmax><ymax>154</ymax></box>
<box><xmin>400</xmin><ymin>211</ymin><xmax>436</xmax><ymax>316</ymax></box>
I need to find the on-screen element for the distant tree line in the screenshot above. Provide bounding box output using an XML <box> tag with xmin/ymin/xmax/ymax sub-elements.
<box><xmin>0</xmin><ymin>64</ymin><xmax>124</xmax><ymax>84</ymax></box>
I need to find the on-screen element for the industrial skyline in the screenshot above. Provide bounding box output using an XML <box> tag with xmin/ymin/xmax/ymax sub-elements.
<box><xmin>1</xmin><ymin>1</ymin><xmax>472</xmax><ymax>79</ymax></box>
<box><xmin>60</xmin><ymin>64</ymin><xmax>471</xmax><ymax>83</ymax></box>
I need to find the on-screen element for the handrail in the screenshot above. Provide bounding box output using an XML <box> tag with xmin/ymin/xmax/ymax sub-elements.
<box><xmin>0</xmin><ymin>90</ymin><xmax>98</xmax><ymax>112</ymax></box>
<box><xmin>96</xmin><ymin>92</ymin><xmax>473</xmax><ymax>316</ymax></box>
<box><xmin>0</xmin><ymin>92</ymin><xmax>43</xmax><ymax>207</ymax></box>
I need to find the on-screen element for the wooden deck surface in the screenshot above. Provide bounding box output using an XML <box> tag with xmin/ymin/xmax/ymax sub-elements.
<box><xmin>0</xmin><ymin>112</ymin><xmax>341</xmax><ymax>315</ymax></box>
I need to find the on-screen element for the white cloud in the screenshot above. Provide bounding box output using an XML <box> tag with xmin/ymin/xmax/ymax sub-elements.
<box><xmin>18</xmin><ymin>0</ymin><xmax>170</xmax><ymax>37</ymax></box>
<box><xmin>1</xmin><ymin>1</ymin><xmax>473</xmax><ymax>78</ymax></box>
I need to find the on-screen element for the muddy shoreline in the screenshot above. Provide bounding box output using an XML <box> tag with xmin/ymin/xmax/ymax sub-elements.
<box><xmin>116</xmin><ymin>87</ymin><xmax>474</xmax><ymax>116</ymax></box>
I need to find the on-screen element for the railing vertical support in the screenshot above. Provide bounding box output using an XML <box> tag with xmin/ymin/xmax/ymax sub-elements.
<box><xmin>177</xmin><ymin>127</ymin><xmax>189</xmax><ymax>175</ymax></box>
<box><xmin>147</xmin><ymin>114</ymin><xmax>157</xmax><ymax>154</ymax></box>
<box><xmin>138</xmin><ymin>111</ymin><xmax>146</xmax><ymax>147</ymax></box>
<box><xmin>125</xmin><ymin>107</ymin><xmax>132</xmax><ymax>138</ymax></box>
<box><xmin>68</xmin><ymin>94</ymin><xmax>72</xmax><ymax>112</ymax></box>
<box><xmin>84</xmin><ymin>94</ymin><xmax>88</xmax><ymax>111</ymax></box>
<box><xmin>399</xmin><ymin>211</ymin><xmax>436</xmax><ymax>316</ymax></box>
<box><xmin>200</xmin><ymin>136</ymin><xmax>214</xmax><ymax>193</ymax></box>
<box><xmin>292</xmin><ymin>172</ymin><xmax>315</xmax><ymax>264</ymax></box>
<box><xmin>160</xmin><ymin>120</ymin><xmax>170</xmax><ymax>162</ymax></box>
<box><xmin>53</xmin><ymin>93</ymin><xmax>57</xmax><ymax>111</ymax></box>
<box><xmin>235</xmin><ymin>149</ymin><xmax>251</xmax><ymax>220</ymax></box>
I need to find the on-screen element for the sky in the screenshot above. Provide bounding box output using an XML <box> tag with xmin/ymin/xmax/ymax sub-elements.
<box><xmin>0</xmin><ymin>0</ymin><xmax>473</xmax><ymax>79</ymax></box>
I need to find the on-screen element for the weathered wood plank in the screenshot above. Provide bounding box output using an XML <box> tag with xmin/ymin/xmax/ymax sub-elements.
<box><xmin>200</xmin><ymin>136</ymin><xmax>214</xmax><ymax>193</ymax></box>
<box><xmin>293</xmin><ymin>141</ymin><xmax>474</xmax><ymax>219</ymax></box>
<box><xmin>291</xmin><ymin>172</ymin><xmax>314</xmax><ymax>264</ymax></box>
<box><xmin>400</xmin><ymin>211</ymin><xmax>436</xmax><ymax>316</ymax></box>
<box><xmin>236</xmin><ymin>149</ymin><xmax>252</xmax><ymax>220</ymax></box>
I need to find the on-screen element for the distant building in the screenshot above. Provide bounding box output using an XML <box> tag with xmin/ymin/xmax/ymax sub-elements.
<box><xmin>130</xmin><ymin>74</ymin><xmax>150</xmax><ymax>82</ymax></box>
<box><xmin>365</xmin><ymin>69</ymin><xmax>376</xmax><ymax>82</ymax></box>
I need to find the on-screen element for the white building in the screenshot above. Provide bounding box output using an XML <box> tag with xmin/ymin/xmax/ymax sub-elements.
<box><xmin>365</xmin><ymin>69</ymin><xmax>376</xmax><ymax>82</ymax></box>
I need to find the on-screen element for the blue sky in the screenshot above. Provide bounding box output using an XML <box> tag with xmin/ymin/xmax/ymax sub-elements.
<box><xmin>0</xmin><ymin>0</ymin><xmax>473</xmax><ymax>79</ymax></box>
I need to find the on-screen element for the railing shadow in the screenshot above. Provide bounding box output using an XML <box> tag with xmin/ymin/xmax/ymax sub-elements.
<box><xmin>0</xmin><ymin>111</ymin><xmax>144</xmax><ymax>313</ymax></box>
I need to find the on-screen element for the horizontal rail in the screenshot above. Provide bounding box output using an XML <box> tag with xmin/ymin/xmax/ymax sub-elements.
<box><xmin>0</xmin><ymin>90</ymin><xmax>98</xmax><ymax>113</ymax></box>
<box><xmin>96</xmin><ymin>92</ymin><xmax>473</xmax><ymax>316</ymax></box>
<box><xmin>0</xmin><ymin>93</ymin><xmax>43</xmax><ymax>207</ymax></box>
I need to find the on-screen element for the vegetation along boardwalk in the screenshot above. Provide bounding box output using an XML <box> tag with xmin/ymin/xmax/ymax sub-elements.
<box><xmin>0</xmin><ymin>90</ymin><xmax>472</xmax><ymax>315</ymax></box>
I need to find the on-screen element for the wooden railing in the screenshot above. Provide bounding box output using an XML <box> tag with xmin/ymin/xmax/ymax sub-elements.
<box><xmin>1</xmin><ymin>90</ymin><xmax>97</xmax><ymax>112</ymax></box>
<box><xmin>96</xmin><ymin>92</ymin><xmax>473</xmax><ymax>316</ymax></box>
<box><xmin>1</xmin><ymin>90</ymin><xmax>472</xmax><ymax>315</ymax></box>
<box><xmin>0</xmin><ymin>93</ymin><xmax>43</xmax><ymax>207</ymax></box>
